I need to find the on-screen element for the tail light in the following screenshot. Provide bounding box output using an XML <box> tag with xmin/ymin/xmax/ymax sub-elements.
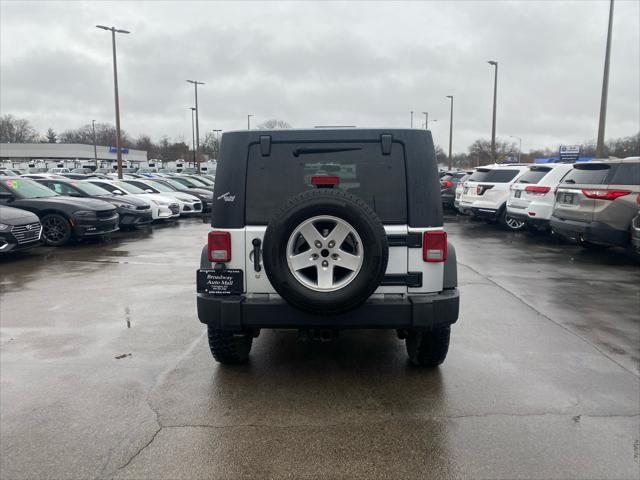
<box><xmin>208</xmin><ymin>231</ymin><xmax>231</xmax><ymax>262</ymax></box>
<box><xmin>525</xmin><ymin>186</ymin><xmax>551</xmax><ymax>195</ymax></box>
<box><xmin>441</xmin><ymin>180</ymin><xmax>453</xmax><ymax>189</ymax></box>
<box><xmin>581</xmin><ymin>189</ymin><xmax>631</xmax><ymax>200</ymax></box>
<box><xmin>423</xmin><ymin>231</ymin><xmax>447</xmax><ymax>262</ymax></box>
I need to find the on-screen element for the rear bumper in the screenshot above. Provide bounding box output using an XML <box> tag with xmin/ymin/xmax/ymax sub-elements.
<box><xmin>197</xmin><ymin>289</ymin><xmax>460</xmax><ymax>331</ymax></box>
<box><xmin>507</xmin><ymin>210</ymin><xmax>550</xmax><ymax>228</ymax></box>
<box><xmin>550</xmin><ymin>216</ymin><xmax>628</xmax><ymax>247</ymax></box>
<box><xmin>470</xmin><ymin>207</ymin><xmax>499</xmax><ymax>220</ymax></box>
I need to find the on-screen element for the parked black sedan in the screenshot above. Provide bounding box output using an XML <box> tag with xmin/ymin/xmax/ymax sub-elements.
<box><xmin>0</xmin><ymin>177</ymin><xmax>118</xmax><ymax>246</ymax></box>
<box><xmin>0</xmin><ymin>205</ymin><xmax>42</xmax><ymax>253</ymax></box>
<box><xmin>36</xmin><ymin>179</ymin><xmax>153</xmax><ymax>228</ymax></box>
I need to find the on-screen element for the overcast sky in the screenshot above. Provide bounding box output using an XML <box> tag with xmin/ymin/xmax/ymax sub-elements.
<box><xmin>1</xmin><ymin>0</ymin><xmax>638</xmax><ymax>153</ymax></box>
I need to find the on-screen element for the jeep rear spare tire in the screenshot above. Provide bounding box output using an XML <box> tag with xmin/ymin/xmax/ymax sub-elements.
<box><xmin>262</xmin><ymin>189</ymin><xmax>389</xmax><ymax>315</ymax></box>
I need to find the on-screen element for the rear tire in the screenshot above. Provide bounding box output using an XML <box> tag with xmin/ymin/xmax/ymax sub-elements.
<box><xmin>207</xmin><ymin>327</ymin><xmax>252</xmax><ymax>364</ymax></box>
<box><xmin>498</xmin><ymin>209</ymin><xmax>525</xmax><ymax>231</ymax></box>
<box><xmin>406</xmin><ymin>327</ymin><xmax>451</xmax><ymax>367</ymax></box>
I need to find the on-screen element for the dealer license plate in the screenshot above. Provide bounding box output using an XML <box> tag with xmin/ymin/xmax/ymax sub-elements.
<box><xmin>197</xmin><ymin>269</ymin><xmax>243</xmax><ymax>295</ymax></box>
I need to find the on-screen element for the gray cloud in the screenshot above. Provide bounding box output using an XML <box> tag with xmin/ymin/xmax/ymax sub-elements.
<box><xmin>1</xmin><ymin>0</ymin><xmax>638</xmax><ymax>153</ymax></box>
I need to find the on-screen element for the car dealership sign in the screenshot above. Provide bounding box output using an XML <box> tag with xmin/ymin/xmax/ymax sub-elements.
<box><xmin>559</xmin><ymin>145</ymin><xmax>580</xmax><ymax>162</ymax></box>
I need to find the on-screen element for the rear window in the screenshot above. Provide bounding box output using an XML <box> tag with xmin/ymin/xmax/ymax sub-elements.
<box><xmin>468</xmin><ymin>169</ymin><xmax>491</xmax><ymax>182</ymax></box>
<box><xmin>517</xmin><ymin>167</ymin><xmax>552</xmax><ymax>184</ymax></box>
<box><xmin>608</xmin><ymin>163</ymin><xmax>640</xmax><ymax>185</ymax></box>
<box><xmin>469</xmin><ymin>168</ymin><xmax>519</xmax><ymax>183</ymax></box>
<box><xmin>562</xmin><ymin>164</ymin><xmax>610</xmax><ymax>185</ymax></box>
<box><xmin>245</xmin><ymin>142</ymin><xmax>407</xmax><ymax>224</ymax></box>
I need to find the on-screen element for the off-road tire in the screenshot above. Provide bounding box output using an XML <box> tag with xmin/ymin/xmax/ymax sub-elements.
<box><xmin>207</xmin><ymin>327</ymin><xmax>252</xmax><ymax>364</ymax></box>
<box><xmin>41</xmin><ymin>213</ymin><xmax>73</xmax><ymax>246</ymax></box>
<box><xmin>406</xmin><ymin>327</ymin><xmax>451</xmax><ymax>367</ymax></box>
<box><xmin>262</xmin><ymin>189</ymin><xmax>389</xmax><ymax>315</ymax></box>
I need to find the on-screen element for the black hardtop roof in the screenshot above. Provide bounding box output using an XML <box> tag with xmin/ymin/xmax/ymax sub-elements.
<box><xmin>221</xmin><ymin>128</ymin><xmax>432</xmax><ymax>143</ymax></box>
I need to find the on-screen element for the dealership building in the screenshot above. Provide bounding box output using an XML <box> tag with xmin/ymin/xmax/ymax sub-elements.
<box><xmin>0</xmin><ymin>143</ymin><xmax>148</xmax><ymax>168</ymax></box>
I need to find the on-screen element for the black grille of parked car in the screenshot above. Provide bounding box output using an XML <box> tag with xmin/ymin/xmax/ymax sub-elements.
<box><xmin>194</xmin><ymin>202</ymin><xmax>202</xmax><ymax>211</ymax></box>
<box><xmin>169</xmin><ymin>204</ymin><xmax>180</xmax><ymax>215</ymax></box>
<box><xmin>97</xmin><ymin>209</ymin><xmax>117</xmax><ymax>219</ymax></box>
<box><xmin>11</xmin><ymin>223</ymin><xmax>42</xmax><ymax>244</ymax></box>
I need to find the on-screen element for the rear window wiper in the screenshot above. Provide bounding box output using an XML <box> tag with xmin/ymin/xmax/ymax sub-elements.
<box><xmin>293</xmin><ymin>147</ymin><xmax>361</xmax><ymax>157</ymax></box>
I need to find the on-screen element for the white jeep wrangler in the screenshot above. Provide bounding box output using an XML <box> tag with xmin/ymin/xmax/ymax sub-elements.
<box><xmin>197</xmin><ymin>129</ymin><xmax>460</xmax><ymax>366</ymax></box>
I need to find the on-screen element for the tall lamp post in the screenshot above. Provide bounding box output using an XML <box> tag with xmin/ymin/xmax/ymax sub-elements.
<box><xmin>91</xmin><ymin>120</ymin><xmax>97</xmax><ymax>166</ymax></box>
<box><xmin>96</xmin><ymin>25</ymin><xmax>130</xmax><ymax>179</ymax></box>
<box><xmin>509</xmin><ymin>135</ymin><xmax>522</xmax><ymax>163</ymax></box>
<box><xmin>410</xmin><ymin>111</ymin><xmax>414</xmax><ymax>128</ymax></box>
<box><xmin>488</xmin><ymin>60</ymin><xmax>498</xmax><ymax>163</ymax></box>
<box><xmin>186</xmin><ymin>80</ymin><xmax>205</xmax><ymax>173</ymax></box>
<box><xmin>212</xmin><ymin>129</ymin><xmax>222</xmax><ymax>160</ymax></box>
<box><xmin>247</xmin><ymin>114</ymin><xmax>253</xmax><ymax>130</ymax></box>
<box><xmin>446</xmin><ymin>95</ymin><xmax>454</xmax><ymax>170</ymax></box>
<box><xmin>422</xmin><ymin>112</ymin><xmax>438</xmax><ymax>130</ymax></box>
<box><xmin>188</xmin><ymin>107</ymin><xmax>196</xmax><ymax>166</ymax></box>
<box><xmin>596</xmin><ymin>0</ymin><xmax>615</xmax><ymax>158</ymax></box>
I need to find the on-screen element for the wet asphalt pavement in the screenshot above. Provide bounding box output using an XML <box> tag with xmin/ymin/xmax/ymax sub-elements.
<box><xmin>1</xmin><ymin>214</ymin><xmax>639</xmax><ymax>479</ymax></box>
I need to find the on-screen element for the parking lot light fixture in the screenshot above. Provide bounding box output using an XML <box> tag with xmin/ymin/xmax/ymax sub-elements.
<box><xmin>488</xmin><ymin>60</ymin><xmax>498</xmax><ymax>164</ymax></box>
<box><xmin>186</xmin><ymin>80</ymin><xmax>205</xmax><ymax>173</ymax></box>
<box><xmin>96</xmin><ymin>25</ymin><xmax>130</xmax><ymax>179</ymax></box>
<box><xmin>247</xmin><ymin>114</ymin><xmax>253</xmax><ymax>130</ymax></box>
<box><xmin>188</xmin><ymin>107</ymin><xmax>197</xmax><ymax>166</ymax></box>
<box><xmin>596</xmin><ymin>0</ymin><xmax>615</xmax><ymax>157</ymax></box>
<box><xmin>446</xmin><ymin>96</ymin><xmax>454</xmax><ymax>170</ymax></box>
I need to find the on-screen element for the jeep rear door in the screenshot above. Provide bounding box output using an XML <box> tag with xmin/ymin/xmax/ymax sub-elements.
<box><xmin>243</xmin><ymin>140</ymin><xmax>412</xmax><ymax>294</ymax></box>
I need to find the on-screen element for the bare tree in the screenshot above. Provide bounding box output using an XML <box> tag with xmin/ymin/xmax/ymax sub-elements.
<box><xmin>0</xmin><ymin>115</ymin><xmax>40</xmax><ymax>143</ymax></box>
<box><xmin>59</xmin><ymin>123</ymin><xmax>131</xmax><ymax>148</ymax></box>
<box><xmin>468</xmin><ymin>138</ymin><xmax>516</xmax><ymax>165</ymax></box>
<box><xmin>256</xmin><ymin>119</ymin><xmax>292</xmax><ymax>129</ymax></box>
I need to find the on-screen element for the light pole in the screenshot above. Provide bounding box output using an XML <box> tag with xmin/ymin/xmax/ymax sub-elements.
<box><xmin>212</xmin><ymin>129</ymin><xmax>222</xmax><ymax>160</ymax></box>
<box><xmin>410</xmin><ymin>111</ymin><xmax>414</xmax><ymax>128</ymax></box>
<box><xmin>488</xmin><ymin>60</ymin><xmax>498</xmax><ymax>163</ymax></box>
<box><xmin>596</xmin><ymin>0</ymin><xmax>615</xmax><ymax>158</ymax></box>
<box><xmin>188</xmin><ymin>107</ymin><xmax>196</xmax><ymax>166</ymax></box>
<box><xmin>96</xmin><ymin>25</ymin><xmax>130</xmax><ymax>179</ymax></box>
<box><xmin>422</xmin><ymin>112</ymin><xmax>438</xmax><ymax>130</ymax></box>
<box><xmin>446</xmin><ymin>95</ymin><xmax>454</xmax><ymax>170</ymax></box>
<box><xmin>91</xmin><ymin>120</ymin><xmax>97</xmax><ymax>166</ymax></box>
<box><xmin>509</xmin><ymin>135</ymin><xmax>522</xmax><ymax>163</ymax></box>
<box><xmin>247</xmin><ymin>114</ymin><xmax>253</xmax><ymax>130</ymax></box>
<box><xmin>186</xmin><ymin>80</ymin><xmax>204</xmax><ymax>173</ymax></box>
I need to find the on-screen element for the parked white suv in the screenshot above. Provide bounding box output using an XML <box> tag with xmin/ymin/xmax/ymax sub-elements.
<box><xmin>458</xmin><ymin>164</ymin><xmax>530</xmax><ymax>230</ymax></box>
<box><xmin>507</xmin><ymin>163</ymin><xmax>574</xmax><ymax>232</ymax></box>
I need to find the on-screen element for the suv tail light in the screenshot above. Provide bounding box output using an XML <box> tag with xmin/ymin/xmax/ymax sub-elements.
<box><xmin>581</xmin><ymin>189</ymin><xmax>631</xmax><ymax>200</ymax></box>
<box><xmin>423</xmin><ymin>231</ymin><xmax>447</xmax><ymax>262</ymax></box>
<box><xmin>441</xmin><ymin>179</ymin><xmax>453</xmax><ymax>189</ymax></box>
<box><xmin>524</xmin><ymin>185</ymin><xmax>550</xmax><ymax>195</ymax></box>
<box><xmin>311</xmin><ymin>175</ymin><xmax>339</xmax><ymax>187</ymax></box>
<box><xmin>208</xmin><ymin>231</ymin><xmax>231</xmax><ymax>262</ymax></box>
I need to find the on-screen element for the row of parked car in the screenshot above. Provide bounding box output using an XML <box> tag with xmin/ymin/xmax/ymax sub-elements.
<box><xmin>0</xmin><ymin>171</ymin><xmax>215</xmax><ymax>253</ymax></box>
<box><xmin>441</xmin><ymin>157</ymin><xmax>640</xmax><ymax>255</ymax></box>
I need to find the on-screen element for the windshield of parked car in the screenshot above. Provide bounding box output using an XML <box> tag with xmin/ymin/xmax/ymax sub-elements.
<box><xmin>188</xmin><ymin>176</ymin><xmax>213</xmax><ymax>186</ymax></box>
<box><xmin>517</xmin><ymin>167</ymin><xmax>552</xmax><ymax>184</ymax></box>
<box><xmin>171</xmin><ymin>177</ymin><xmax>198</xmax><ymax>188</ymax></box>
<box><xmin>145</xmin><ymin>180</ymin><xmax>174</xmax><ymax>193</ymax></box>
<box><xmin>161</xmin><ymin>178</ymin><xmax>189</xmax><ymax>191</ymax></box>
<box><xmin>74</xmin><ymin>182</ymin><xmax>113</xmax><ymax>196</ymax></box>
<box><xmin>2</xmin><ymin>178</ymin><xmax>59</xmax><ymax>199</ymax></box>
<box><xmin>113</xmin><ymin>181</ymin><xmax>146</xmax><ymax>194</ymax></box>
